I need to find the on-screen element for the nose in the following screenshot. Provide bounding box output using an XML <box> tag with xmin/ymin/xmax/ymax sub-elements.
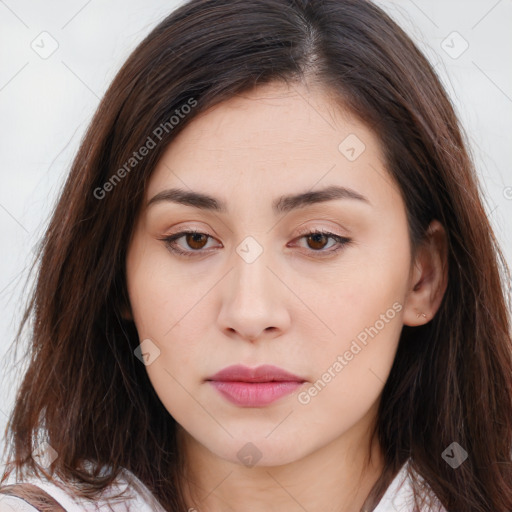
<box><xmin>216</xmin><ymin>245</ymin><xmax>291</xmax><ymax>343</ymax></box>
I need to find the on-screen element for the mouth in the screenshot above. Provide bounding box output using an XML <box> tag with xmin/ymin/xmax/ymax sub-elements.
<box><xmin>206</xmin><ymin>364</ymin><xmax>307</xmax><ymax>407</ymax></box>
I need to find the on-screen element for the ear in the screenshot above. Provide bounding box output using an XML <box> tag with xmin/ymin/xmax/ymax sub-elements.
<box><xmin>403</xmin><ymin>220</ymin><xmax>448</xmax><ymax>326</ymax></box>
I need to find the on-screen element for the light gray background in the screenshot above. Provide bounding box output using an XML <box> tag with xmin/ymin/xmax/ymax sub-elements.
<box><xmin>0</xmin><ymin>0</ymin><xmax>511</xmax><ymax>465</ymax></box>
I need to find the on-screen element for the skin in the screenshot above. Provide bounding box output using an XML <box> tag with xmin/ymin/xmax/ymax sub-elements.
<box><xmin>125</xmin><ymin>81</ymin><xmax>447</xmax><ymax>512</ymax></box>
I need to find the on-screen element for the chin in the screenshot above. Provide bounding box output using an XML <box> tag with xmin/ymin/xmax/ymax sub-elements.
<box><xmin>205</xmin><ymin>436</ymin><xmax>310</xmax><ymax>468</ymax></box>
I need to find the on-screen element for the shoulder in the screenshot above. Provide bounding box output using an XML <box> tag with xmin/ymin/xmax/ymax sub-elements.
<box><xmin>373</xmin><ymin>459</ymin><xmax>447</xmax><ymax>512</ymax></box>
<box><xmin>0</xmin><ymin>466</ymin><xmax>165</xmax><ymax>512</ymax></box>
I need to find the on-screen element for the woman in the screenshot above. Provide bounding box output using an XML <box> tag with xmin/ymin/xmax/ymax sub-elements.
<box><xmin>1</xmin><ymin>0</ymin><xmax>511</xmax><ymax>511</ymax></box>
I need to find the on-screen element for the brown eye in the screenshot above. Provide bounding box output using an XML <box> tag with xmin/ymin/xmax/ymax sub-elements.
<box><xmin>185</xmin><ymin>232</ymin><xmax>209</xmax><ymax>250</ymax></box>
<box><xmin>305</xmin><ymin>233</ymin><xmax>330</xmax><ymax>251</ymax></box>
<box><xmin>293</xmin><ymin>229</ymin><xmax>352</xmax><ymax>257</ymax></box>
<box><xmin>160</xmin><ymin>230</ymin><xmax>219</xmax><ymax>257</ymax></box>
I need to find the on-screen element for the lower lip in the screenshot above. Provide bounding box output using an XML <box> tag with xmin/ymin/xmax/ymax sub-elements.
<box><xmin>208</xmin><ymin>380</ymin><xmax>304</xmax><ymax>407</ymax></box>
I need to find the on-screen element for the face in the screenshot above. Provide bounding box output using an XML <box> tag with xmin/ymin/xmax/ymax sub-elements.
<box><xmin>125</xmin><ymin>81</ymin><xmax>414</xmax><ymax>467</ymax></box>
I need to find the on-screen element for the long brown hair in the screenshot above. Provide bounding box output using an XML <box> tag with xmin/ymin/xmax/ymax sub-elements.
<box><xmin>1</xmin><ymin>1</ymin><xmax>511</xmax><ymax>510</ymax></box>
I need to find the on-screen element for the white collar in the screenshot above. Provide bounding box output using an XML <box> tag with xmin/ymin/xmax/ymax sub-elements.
<box><xmin>373</xmin><ymin>459</ymin><xmax>446</xmax><ymax>511</ymax></box>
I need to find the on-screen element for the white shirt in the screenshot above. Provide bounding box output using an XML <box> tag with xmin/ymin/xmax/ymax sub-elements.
<box><xmin>0</xmin><ymin>459</ymin><xmax>446</xmax><ymax>512</ymax></box>
<box><xmin>373</xmin><ymin>460</ymin><xmax>446</xmax><ymax>511</ymax></box>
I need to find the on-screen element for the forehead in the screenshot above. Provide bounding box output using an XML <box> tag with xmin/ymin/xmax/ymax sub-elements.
<box><xmin>158</xmin><ymin>81</ymin><xmax>374</xmax><ymax>155</ymax></box>
<box><xmin>146</xmin><ymin>81</ymin><xmax>396</xmax><ymax>212</ymax></box>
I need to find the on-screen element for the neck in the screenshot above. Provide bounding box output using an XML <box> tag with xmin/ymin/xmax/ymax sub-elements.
<box><xmin>177</xmin><ymin>418</ymin><xmax>385</xmax><ymax>512</ymax></box>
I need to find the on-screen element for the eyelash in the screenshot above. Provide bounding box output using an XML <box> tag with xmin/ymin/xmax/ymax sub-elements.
<box><xmin>159</xmin><ymin>228</ymin><xmax>352</xmax><ymax>258</ymax></box>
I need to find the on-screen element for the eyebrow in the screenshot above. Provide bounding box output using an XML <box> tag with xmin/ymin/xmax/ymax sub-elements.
<box><xmin>146</xmin><ymin>185</ymin><xmax>370</xmax><ymax>214</ymax></box>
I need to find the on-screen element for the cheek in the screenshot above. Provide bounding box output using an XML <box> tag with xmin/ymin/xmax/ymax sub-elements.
<box><xmin>127</xmin><ymin>268</ymin><xmax>201</xmax><ymax>379</ymax></box>
<box><xmin>126</xmin><ymin>236</ymin><xmax>187</xmax><ymax>338</ymax></box>
<box><xmin>295</xmin><ymin>230</ymin><xmax>409</xmax><ymax>351</ymax></box>
<box><xmin>296</xmin><ymin>300</ymin><xmax>404</xmax><ymax>438</ymax></box>
<box><xmin>125</xmin><ymin>238</ymin><xmax>209</xmax><ymax>382</ymax></box>
<box><xmin>295</xmin><ymin>228</ymin><xmax>409</xmax><ymax>404</ymax></box>
<box><xmin>145</xmin><ymin>358</ymin><xmax>209</xmax><ymax>430</ymax></box>
<box><xmin>127</xmin><ymin>256</ymin><xmax>207</xmax><ymax>424</ymax></box>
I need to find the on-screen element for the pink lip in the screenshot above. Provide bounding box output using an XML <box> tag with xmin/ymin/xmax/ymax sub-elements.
<box><xmin>206</xmin><ymin>364</ymin><xmax>306</xmax><ymax>407</ymax></box>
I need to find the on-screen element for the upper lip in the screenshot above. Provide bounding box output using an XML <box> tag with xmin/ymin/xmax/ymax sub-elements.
<box><xmin>207</xmin><ymin>364</ymin><xmax>306</xmax><ymax>383</ymax></box>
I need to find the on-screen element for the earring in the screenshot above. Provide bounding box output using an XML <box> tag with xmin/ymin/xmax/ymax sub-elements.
<box><xmin>416</xmin><ymin>310</ymin><xmax>427</xmax><ymax>319</ymax></box>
